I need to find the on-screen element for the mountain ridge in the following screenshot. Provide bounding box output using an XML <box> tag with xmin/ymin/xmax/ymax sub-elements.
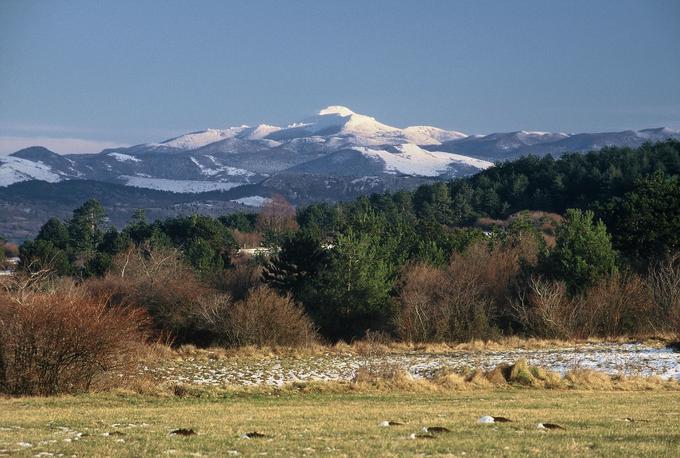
<box><xmin>1</xmin><ymin>106</ymin><xmax>679</xmax><ymax>209</ymax></box>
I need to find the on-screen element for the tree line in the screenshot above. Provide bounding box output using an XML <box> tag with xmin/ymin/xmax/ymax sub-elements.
<box><xmin>13</xmin><ymin>140</ymin><xmax>680</xmax><ymax>344</ymax></box>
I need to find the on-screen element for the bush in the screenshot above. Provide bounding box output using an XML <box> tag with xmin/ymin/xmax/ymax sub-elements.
<box><xmin>0</xmin><ymin>282</ymin><xmax>148</xmax><ymax>395</ymax></box>
<box><xmin>513</xmin><ymin>272</ymin><xmax>652</xmax><ymax>339</ymax></box>
<box><xmin>212</xmin><ymin>262</ymin><xmax>262</xmax><ymax>301</ymax></box>
<box><xmin>84</xmin><ymin>246</ymin><xmax>215</xmax><ymax>345</ymax></box>
<box><xmin>396</xmin><ymin>262</ymin><xmax>493</xmax><ymax>342</ymax></box>
<box><xmin>223</xmin><ymin>286</ymin><xmax>317</xmax><ymax>347</ymax></box>
<box><xmin>511</xmin><ymin>277</ymin><xmax>576</xmax><ymax>339</ymax></box>
<box><xmin>647</xmin><ymin>253</ymin><xmax>680</xmax><ymax>338</ymax></box>
<box><xmin>580</xmin><ymin>272</ymin><xmax>652</xmax><ymax>337</ymax></box>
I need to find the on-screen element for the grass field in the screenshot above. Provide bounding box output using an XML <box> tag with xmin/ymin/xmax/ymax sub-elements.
<box><xmin>2</xmin><ymin>389</ymin><xmax>680</xmax><ymax>457</ymax></box>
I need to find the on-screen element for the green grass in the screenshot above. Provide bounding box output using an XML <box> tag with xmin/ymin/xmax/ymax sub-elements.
<box><xmin>1</xmin><ymin>390</ymin><xmax>679</xmax><ymax>457</ymax></box>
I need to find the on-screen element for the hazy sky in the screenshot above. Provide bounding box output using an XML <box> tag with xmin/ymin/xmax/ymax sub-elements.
<box><xmin>1</xmin><ymin>0</ymin><xmax>679</xmax><ymax>154</ymax></box>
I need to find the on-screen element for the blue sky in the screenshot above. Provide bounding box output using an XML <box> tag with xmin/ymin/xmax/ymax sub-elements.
<box><xmin>1</xmin><ymin>0</ymin><xmax>679</xmax><ymax>154</ymax></box>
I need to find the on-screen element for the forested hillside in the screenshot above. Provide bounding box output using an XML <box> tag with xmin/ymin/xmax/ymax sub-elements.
<box><xmin>11</xmin><ymin>140</ymin><xmax>680</xmax><ymax>344</ymax></box>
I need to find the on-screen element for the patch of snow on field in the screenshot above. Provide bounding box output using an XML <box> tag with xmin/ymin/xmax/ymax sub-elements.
<box><xmin>142</xmin><ymin>343</ymin><xmax>680</xmax><ymax>387</ymax></box>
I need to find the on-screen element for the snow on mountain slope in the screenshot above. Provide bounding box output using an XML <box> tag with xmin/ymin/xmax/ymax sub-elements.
<box><xmin>190</xmin><ymin>156</ymin><xmax>255</xmax><ymax>177</ymax></box>
<box><xmin>108</xmin><ymin>152</ymin><xmax>141</xmax><ymax>163</ymax></box>
<box><xmin>0</xmin><ymin>156</ymin><xmax>63</xmax><ymax>187</ymax></box>
<box><xmin>232</xmin><ymin>195</ymin><xmax>271</xmax><ymax>207</ymax></box>
<box><xmin>120</xmin><ymin>175</ymin><xmax>241</xmax><ymax>193</ymax></box>
<box><xmin>403</xmin><ymin>125</ymin><xmax>467</xmax><ymax>145</ymax></box>
<box><xmin>354</xmin><ymin>144</ymin><xmax>493</xmax><ymax>177</ymax></box>
<box><xmin>240</xmin><ymin>124</ymin><xmax>282</xmax><ymax>140</ymax></box>
<box><xmin>162</xmin><ymin>127</ymin><xmax>250</xmax><ymax>149</ymax></box>
<box><xmin>267</xmin><ymin>106</ymin><xmax>468</xmax><ymax>147</ymax></box>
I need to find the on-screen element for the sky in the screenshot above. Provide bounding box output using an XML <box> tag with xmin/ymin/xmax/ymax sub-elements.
<box><xmin>1</xmin><ymin>0</ymin><xmax>679</xmax><ymax>154</ymax></box>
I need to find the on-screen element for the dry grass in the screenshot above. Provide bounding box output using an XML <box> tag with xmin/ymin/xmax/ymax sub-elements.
<box><xmin>1</xmin><ymin>390</ymin><xmax>679</xmax><ymax>456</ymax></box>
<box><xmin>159</xmin><ymin>335</ymin><xmax>673</xmax><ymax>361</ymax></box>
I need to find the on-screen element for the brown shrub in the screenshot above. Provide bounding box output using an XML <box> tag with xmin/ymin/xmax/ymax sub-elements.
<box><xmin>85</xmin><ymin>249</ymin><xmax>317</xmax><ymax>348</ymax></box>
<box><xmin>224</xmin><ymin>286</ymin><xmax>317</xmax><ymax>347</ymax></box>
<box><xmin>580</xmin><ymin>272</ymin><xmax>653</xmax><ymax>337</ymax></box>
<box><xmin>396</xmin><ymin>262</ymin><xmax>493</xmax><ymax>342</ymax></box>
<box><xmin>513</xmin><ymin>273</ymin><xmax>653</xmax><ymax>339</ymax></box>
<box><xmin>212</xmin><ymin>262</ymin><xmax>263</xmax><ymax>301</ymax></box>
<box><xmin>457</xmin><ymin>237</ymin><xmax>539</xmax><ymax>306</ymax></box>
<box><xmin>647</xmin><ymin>253</ymin><xmax>680</xmax><ymax>338</ymax></box>
<box><xmin>256</xmin><ymin>194</ymin><xmax>298</xmax><ymax>234</ymax></box>
<box><xmin>84</xmin><ymin>247</ymin><xmax>214</xmax><ymax>345</ymax></box>
<box><xmin>396</xmin><ymin>237</ymin><xmax>539</xmax><ymax>343</ymax></box>
<box><xmin>511</xmin><ymin>277</ymin><xmax>577</xmax><ymax>339</ymax></box>
<box><xmin>0</xmin><ymin>283</ymin><xmax>149</xmax><ymax>395</ymax></box>
<box><xmin>3</xmin><ymin>242</ymin><xmax>19</xmax><ymax>258</ymax></box>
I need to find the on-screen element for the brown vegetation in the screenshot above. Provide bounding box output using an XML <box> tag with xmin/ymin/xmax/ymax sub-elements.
<box><xmin>647</xmin><ymin>253</ymin><xmax>680</xmax><ymax>339</ymax></box>
<box><xmin>512</xmin><ymin>273</ymin><xmax>653</xmax><ymax>339</ymax></box>
<box><xmin>0</xmin><ymin>278</ymin><xmax>148</xmax><ymax>395</ymax></box>
<box><xmin>85</xmin><ymin>247</ymin><xmax>316</xmax><ymax>348</ymax></box>
<box><xmin>224</xmin><ymin>286</ymin><xmax>318</xmax><ymax>347</ymax></box>
<box><xmin>396</xmin><ymin>237</ymin><xmax>539</xmax><ymax>342</ymax></box>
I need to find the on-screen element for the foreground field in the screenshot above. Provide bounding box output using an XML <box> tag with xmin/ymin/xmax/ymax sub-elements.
<box><xmin>1</xmin><ymin>390</ymin><xmax>679</xmax><ymax>457</ymax></box>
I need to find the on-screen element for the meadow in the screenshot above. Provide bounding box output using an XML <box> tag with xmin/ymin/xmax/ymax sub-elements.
<box><xmin>2</xmin><ymin>389</ymin><xmax>679</xmax><ymax>457</ymax></box>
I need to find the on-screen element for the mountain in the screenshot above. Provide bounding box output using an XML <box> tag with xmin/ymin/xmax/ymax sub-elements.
<box><xmin>1</xmin><ymin>106</ymin><xmax>679</xmax><ymax>240</ymax></box>
<box><xmin>428</xmin><ymin>128</ymin><xmax>680</xmax><ymax>161</ymax></box>
<box><xmin>0</xmin><ymin>106</ymin><xmax>487</xmax><ymax>197</ymax></box>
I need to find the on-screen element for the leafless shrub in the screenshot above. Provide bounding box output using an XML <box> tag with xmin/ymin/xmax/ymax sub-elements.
<box><xmin>512</xmin><ymin>277</ymin><xmax>577</xmax><ymax>339</ymax></box>
<box><xmin>580</xmin><ymin>272</ymin><xmax>653</xmax><ymax>337</ymax></box>
<box><xmin>84</xmin><ymin>246</ymin><xmax>214</xmax><ymax>344</ymax></box>
<box><xmin>0</xmin><ymin>282</ymin><xmax>149</xmax><ymax>395</ymax></box>
<box><xmin>647</xmin><ymin>253</ymin><xmax>680</xmax><ymax>336</ymax></box>
<box><xmin>224</xmin><ymin>286</ymin><xmax>318</xmax><ymax>347</ymax></box>
<box><xmin>396</xmin><ymin>262</ymin><xmax>493</xmax><ymax>342</ymax></box>
<box><xmin>353</xmin><ymin>330</ymin><xmax>392</xmax><ymax>356</ymax></box>
<box><xmin>212</xmin><ymin>263</ymin><xmax>262</xmax><ymax>301</ymax></box>
<box><xmin>460</xmin><ymin>237</ymin><xmax>539</xmax><ymax>307</ymax></box>
<box><xmin>513</xmin><ymin>272</ymin><xmax>652</xmax><ymax>339</ymax></box>
<box><xmin>396</xmin><ymin>237</ymin><xmax>540</xmax><ymax>343</ymax></box>
<box><xmin>256</xmin><ymin>194</ymin><xmax>298</xmax><ymax>234</ymax></box>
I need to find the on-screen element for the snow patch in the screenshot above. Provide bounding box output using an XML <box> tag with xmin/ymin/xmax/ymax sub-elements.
<box><xmin>355</xmin><ymin>144</ymin><xmax>493</xmax><ymax>177</ymax></box>
<box><xmin>120</xmin><ymin>175</ymin><xmax>239</xmax><ymax>193</ymax></box>
<box><xmin>232</xmin><ymin>195</ymin><xmax>271</xmax><ymax>207</ymax></box>
<box><xmin>191</xmin><ymin>156</ymin><xmax>255</xmax><ymax>177</ymax></box>
<box><xmin>108</xmin><ymin>152</ymin><xmax>141</xmax><ymax>163</ymax></box>
<box><xmin>162</xmin><ymin>127</ymin><xmax>249</xmax><ymax>149</ymax></box>
<box><xmin>0</xmin><ymin>156</ymin><xmax>63</xmax><ymax>187</ymax></box>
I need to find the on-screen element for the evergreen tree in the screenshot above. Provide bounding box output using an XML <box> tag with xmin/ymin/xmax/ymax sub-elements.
<box><xmin>541</xmin><ymin>209</ymin><xmax>617</xmax><ymax>293</ymax></box>
<box><xmin>36</xmin><ymin>218</ymin><xmax>70</xmax><ymax>250</ymax></box>
<box><xmin>602</xmin><ymin>172</ymin><xmax>680</xmax><ymax>263</ymax></box>
<box><xmin>68</xmin><ymin>199</ymin><xmax>106</xmax><ymax>253</ymax></box>
<box><xmin>306</xmin><ymin>229</ymin><xmax>394</xmax><ymax>340</ymax></box>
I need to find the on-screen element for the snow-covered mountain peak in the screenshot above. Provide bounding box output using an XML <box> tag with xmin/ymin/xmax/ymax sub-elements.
<box><xmin>318</xmin><ymin>105</ymin><xmax>356</xmax><ymax>116</ymax></box>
